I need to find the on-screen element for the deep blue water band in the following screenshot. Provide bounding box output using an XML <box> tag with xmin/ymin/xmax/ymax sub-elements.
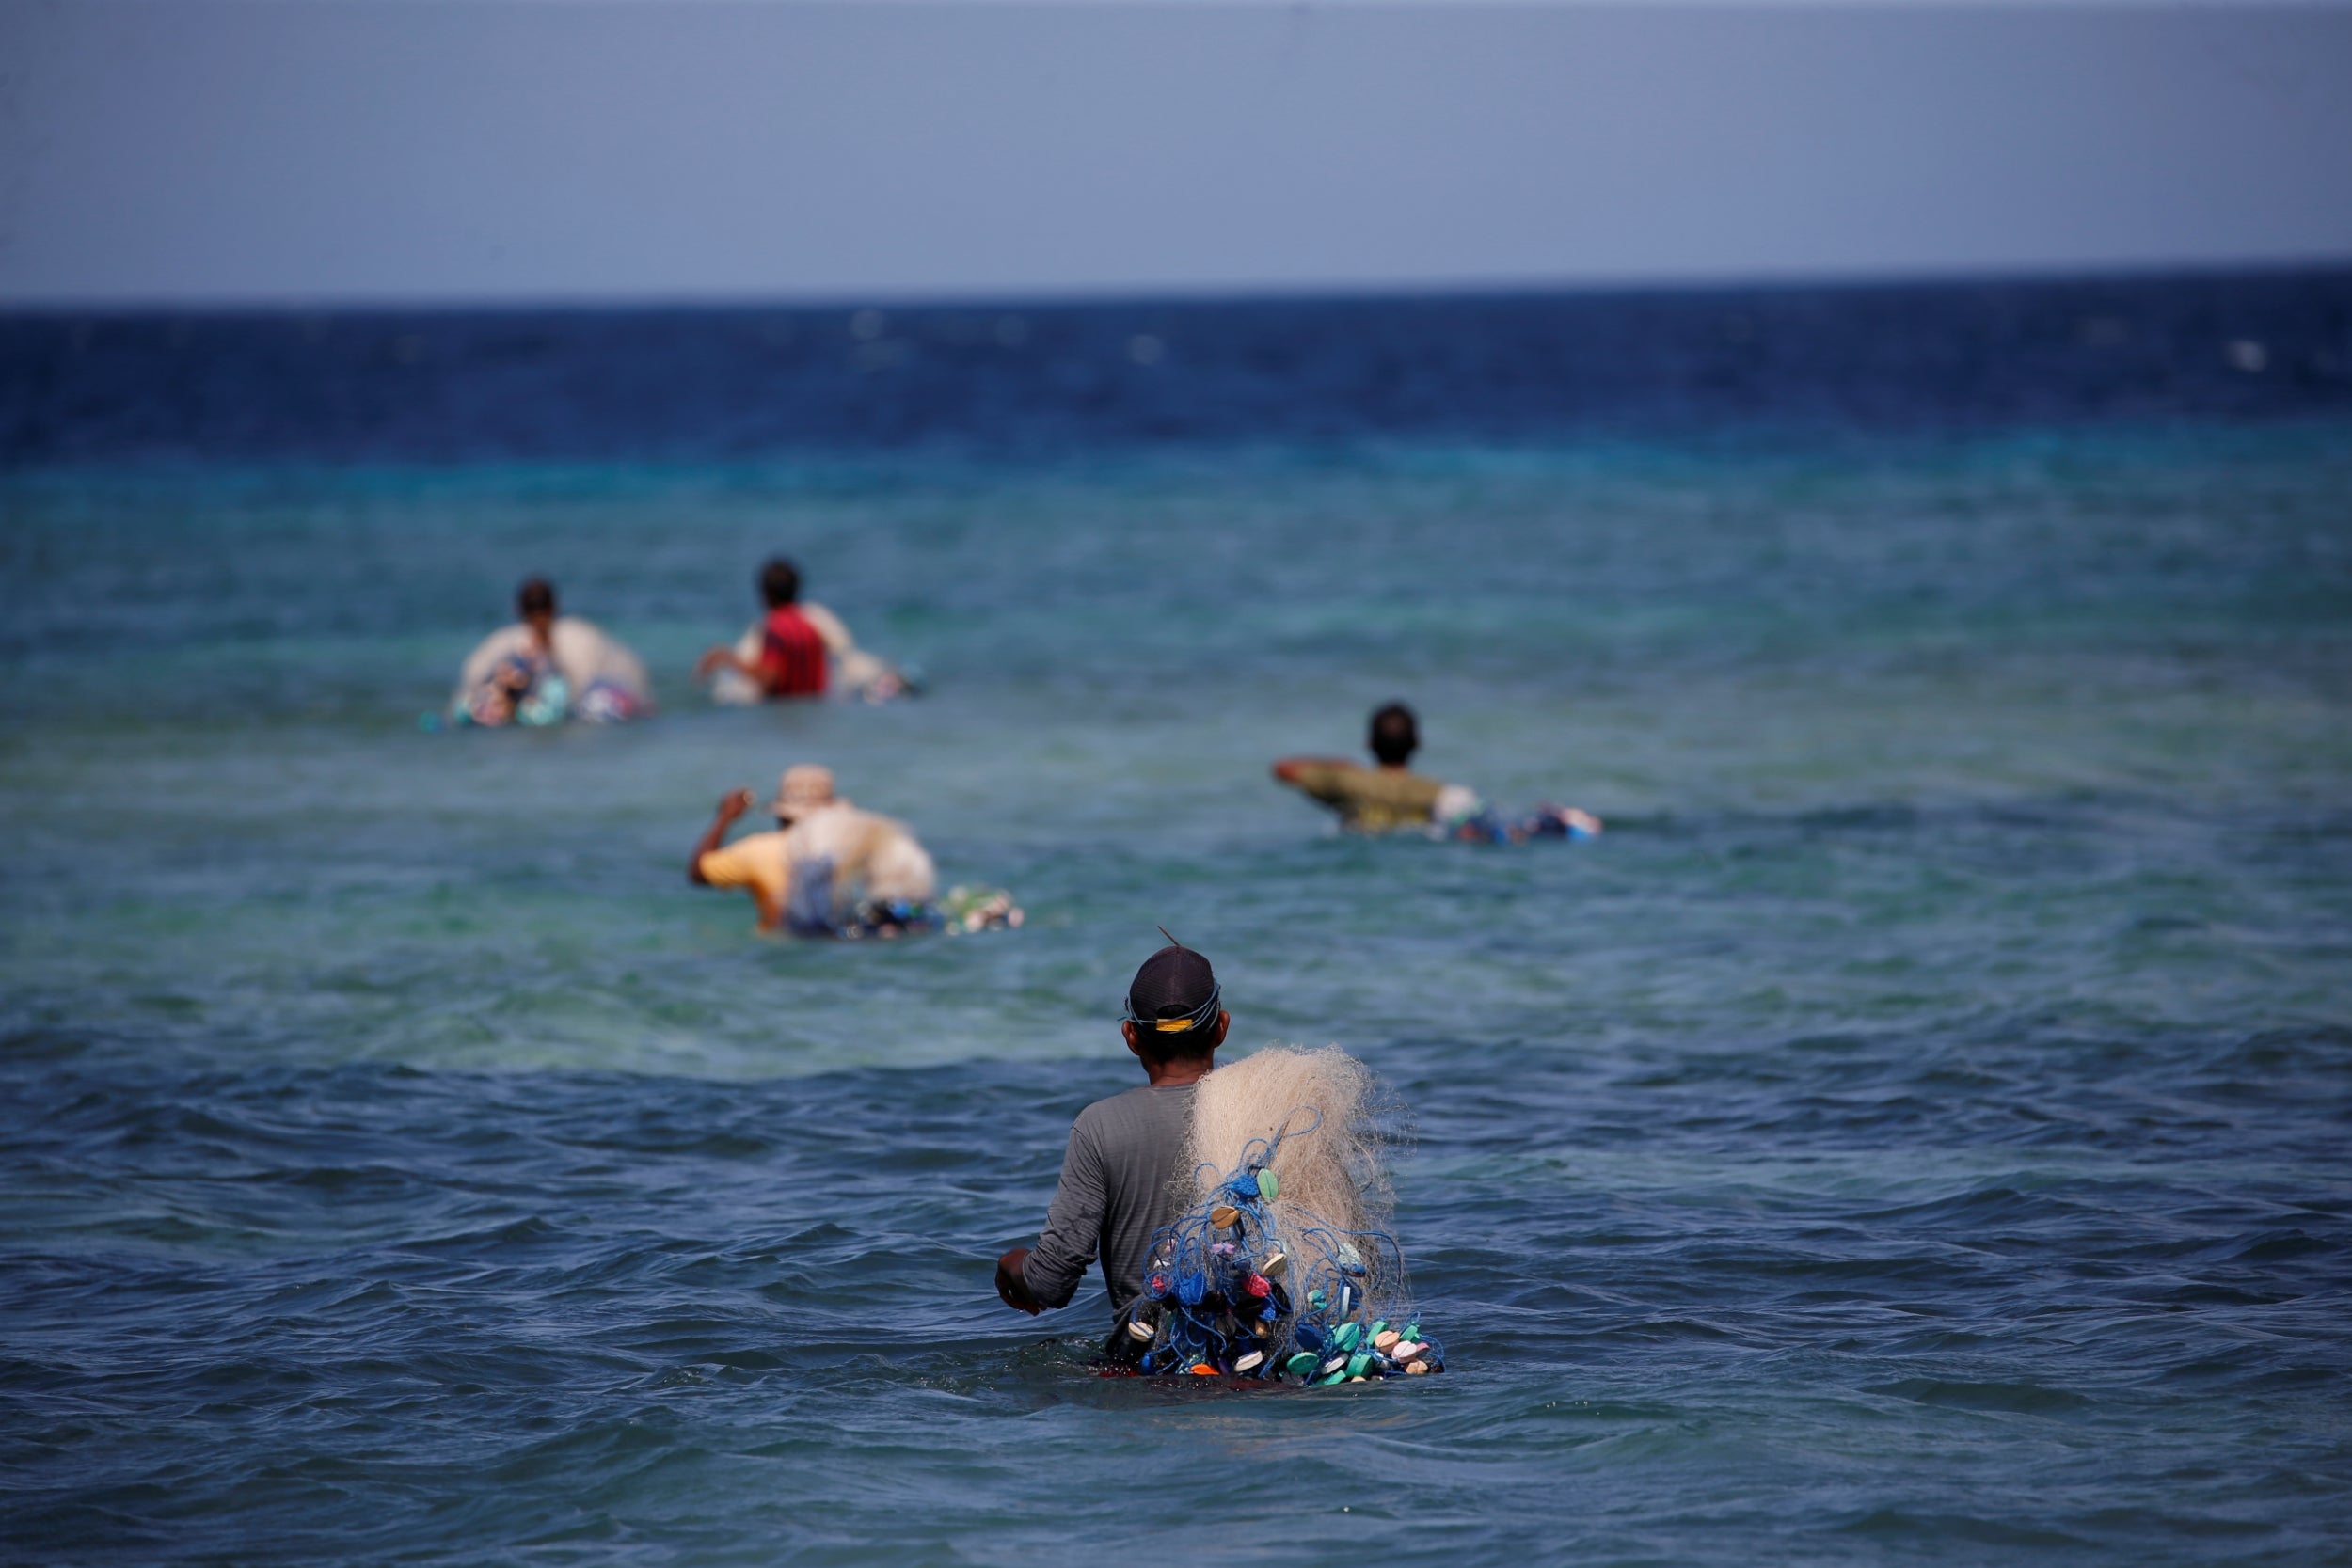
<box><xmin>6</xmin><ymin>268</ymin><xmax>2351</xmax><ymax>467</ymax></box>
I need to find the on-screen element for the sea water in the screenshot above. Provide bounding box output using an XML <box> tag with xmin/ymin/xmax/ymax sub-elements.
<box><xmin>3</xmin><ymin>276</ymin><xmax>2350</xmax><ymax>1563</ymax></box>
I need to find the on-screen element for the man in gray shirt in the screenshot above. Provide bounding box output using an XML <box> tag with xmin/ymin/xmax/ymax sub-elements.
<box><xmin>994</xmin><ymin>942</ymin><xmax>1230</xmax><ymax>1347</ymax></box>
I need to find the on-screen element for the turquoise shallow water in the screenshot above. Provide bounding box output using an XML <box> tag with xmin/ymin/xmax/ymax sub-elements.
<box><xmin>3</xmin><ymin>423</ymin><xmax>2351</xmax><ymax>1562</ymax></box>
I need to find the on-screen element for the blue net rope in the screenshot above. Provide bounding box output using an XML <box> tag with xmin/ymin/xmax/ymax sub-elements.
<box><xmin>1120</xmin><ymin>1108</ymin><xmax>1445</xmax><ymax>1384</ymax></box>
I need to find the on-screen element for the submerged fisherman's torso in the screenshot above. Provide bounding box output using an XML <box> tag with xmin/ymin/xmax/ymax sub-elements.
<box><xmin>1281</xmin><ymin>761</ymin><xmax>1447</xmax><ymax>832</ymax></box>
<box><xmin>1022</xmin><ymin>1083</ymin><xmax>1198</xmax><ymax>1319</ymax></box>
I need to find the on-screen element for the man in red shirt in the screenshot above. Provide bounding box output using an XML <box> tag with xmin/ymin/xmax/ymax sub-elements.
<box><xmin>695</xmin><ymin>558</ymin><xmax>828</xmax><ymax>699</ymax></box>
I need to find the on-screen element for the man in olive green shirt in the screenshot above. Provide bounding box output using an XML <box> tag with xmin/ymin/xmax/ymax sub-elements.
<box><xmin>1272</xmin><ymin>702</ymin><xmax>1464</xmax><ymax>832</ymax></box>
<box><xmin>1276</xmin><ymin>702</ymin><xmax>1606</xmax><ymax>841</ymax></box>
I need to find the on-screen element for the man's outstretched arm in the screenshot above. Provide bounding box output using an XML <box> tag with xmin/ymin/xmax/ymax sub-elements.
<box><xmin>997</xmin><ymin>1125</ymin><xmax>1103</xmax><ymax>1317</ymax></box>
<box><xmin>693</xmin><ymin>645</ymin><xmax>781</xmax><ymax>694</ymax></box>
<box><xmin>688</xmin><ymin>789</ymin><xmax>753</xmax><ymax>884</ymax></box>
<box><xmin>1271</xmin><ymin>758</ymin><xmax>1359</xmax><ymax>805</ymax></box>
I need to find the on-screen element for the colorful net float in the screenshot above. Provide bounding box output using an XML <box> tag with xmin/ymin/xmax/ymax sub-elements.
<box><xmin>828</xmin><ymin>886</ymin><xmax>1022</xmax><ymax>941</ymax></box>
<box><xmin>1120</xmin><ymin>1106</ymin><xmax>1444</xmax><ymax>1386</ymax></box>
<box><xmin>570</xmin><ymin>679</ymin><xmax>644</xmax><ymax>725</ymax></box>
<box><xmin>441</xmin><ymin>654</ymin><xmax>644</xmax><ymax>729</ymax></box>
<box><xmin>940</xmin><ymin>885</ymin><xmax>1024</xmax><ymax>935</ymax></box>
<box><xmin>1433</xmin><ymin>785</ymin><xmax>1602</xmax><ymax>845</ymax></box>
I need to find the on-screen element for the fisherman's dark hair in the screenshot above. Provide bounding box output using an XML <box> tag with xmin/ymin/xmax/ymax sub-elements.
<box><xmin>760</xmin><ymin>558</ymin><xmax>802</xmax><ymax>607</ymax></box>
<box><xmin>516</xmin><ymin>577</ymin><xmax>557</xmax><ymax>619</ymax></box>
<box><xmin>1369</xmin><ymin>702</ymin><xmax>1419</xmax><ymax>766</ymax></box>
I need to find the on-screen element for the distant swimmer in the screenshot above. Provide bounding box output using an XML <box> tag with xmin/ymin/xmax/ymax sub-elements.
<box><xmin>994</xmin><ymin>941</ymin><xmax>1228</xmax><ymax>1355</ymax></box>
<box><xmin>1273</xmin><ymin>702</ymin><xmax>1450</xmax><ymax>832</ymax></box>
<box><xmin>450</xmin><ymin>577</ymin><xmax>650</xmax><ymax>726</ymax></box>
<box><xmin>1272</xmin><ymin>701</ymin><xmax>1601</xmax><ymax>842</ymax></box>
<box><xmin>693</xmin><ymin>557</ymin><xmax>911</xmax><ymax>705</ymax></box>
<box><xmin>687</xmin><ymin>764</ymin><xmax>1017</xmax><ymax>937</ymax></box>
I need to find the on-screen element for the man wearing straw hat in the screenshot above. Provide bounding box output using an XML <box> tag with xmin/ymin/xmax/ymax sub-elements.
<box><xmin>686</xmin><ymin>764</ymin><xmax>937</xmax><ymax>935</ymax></box>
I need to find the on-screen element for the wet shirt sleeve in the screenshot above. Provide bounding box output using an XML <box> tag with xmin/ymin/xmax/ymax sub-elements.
<box><xmin>1022</xmin><ymin>1117</ymin><xmax>1107</xmax><ymax>1310</ymax></box>
<box><xmin>696</xmin><ymin>836</ymin><xmax>787</xmax><ymax>904</ymax></box>
<box><xmin>1282</xmin><ymin>761</ymin><xmax>1357</xmax><ymax>807</ymax></box>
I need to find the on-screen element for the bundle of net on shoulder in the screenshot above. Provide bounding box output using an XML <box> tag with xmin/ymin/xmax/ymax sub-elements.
<box><xmin>1120</xmin><ymin>1045</ymin><xmax>1444</xmax><ymax>1385</ymax></box>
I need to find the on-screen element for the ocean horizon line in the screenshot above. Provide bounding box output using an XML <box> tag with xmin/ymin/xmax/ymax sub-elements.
<box><xmin>8</xmin><ymin>256</ymin><xmax>2352</xmax><ymax>324</ymax></box>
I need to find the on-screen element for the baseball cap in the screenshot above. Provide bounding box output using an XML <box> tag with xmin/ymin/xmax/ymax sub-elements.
<box><xmin>1122</xmin><ymin>942</ymin><xmax>1221</xmax><ymax>1037</ymax></box>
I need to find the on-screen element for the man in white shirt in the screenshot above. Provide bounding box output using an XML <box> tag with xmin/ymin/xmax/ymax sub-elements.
<box><xmin>451</xmin><ymin>578</ymin><xmax>651</xmax><ymax>724</ymax></box>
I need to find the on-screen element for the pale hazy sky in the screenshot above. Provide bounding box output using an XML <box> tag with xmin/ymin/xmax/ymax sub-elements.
<box><xmin>3</xmin><ymin>1</ymin><xmax>2350</xmax><ymax>306</ymax></box>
